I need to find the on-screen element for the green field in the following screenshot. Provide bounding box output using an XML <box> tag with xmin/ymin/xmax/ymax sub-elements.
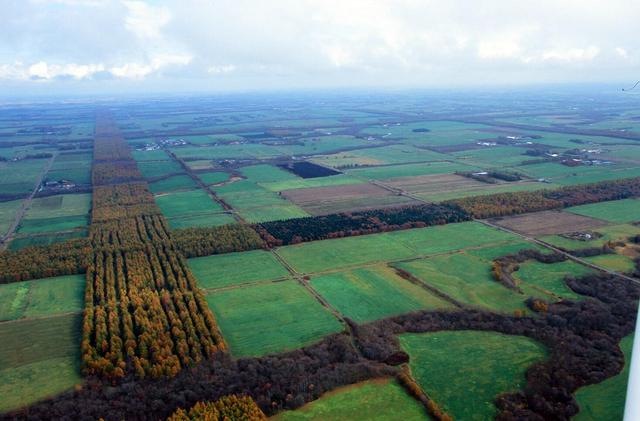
<box><xmin>137</xmin><ymin>160</ymin><xmax>183</xmax><ymax>179</ymax></box>
<box><xmin>312</xmin><ymin>144</ymin><xmax>448</xmax><ymax>167</ymax></box>
<box><xmin>394</xmin><ymin>240</ymin><xmax>584</xmax><ymax>313</ymax></box>
<box><xmin>0</xmin><ymin>158</ymin><xmax>46</xmax><ymax>195</ymax></box>
<box><xmin>8</xmin><ymin>230</ymin><xmax>87</xmax><ymax>251</ymax></box>
<box><xmin>149</xmin><ymin>175</ymin><xmax>198</xmax><ymax>194</ymax></box>
<box><xmin>0</xmin><ymin>274</ymin><xmax>85</xmax><ymax>321</ymax></box>
<box><xmin>18</xmin><ymin>193</ymin><xmax>91</xmax><ymax>234</ymax></box>
<box><xmin>0</xmin><ymin>314</ymin><xmax>82</xmax><ymax>412</ymax></box>
<box><xmin>416</xmin><ymin>181</ymin><xmax>556</xmax><ymax>203</ymax></box>
<box><xmin>261</xmin><ymin>174</ymin><xmax>364</xmax><ymax>192</ymax></box>
<box><xmin>565</xmin><ymin>199</ymin><xmax>640</xmax><ymax>223</ymax></box>
<box><xmin>213</xmin><ymin>180</ymin><xmax>309</xmax><ymax>223</ymax></box>
<box><xmin>155</xmin><ymin>189</ymin><xmax>224</xmax><ymax>219</ymax></box>
<box><xmin>17</xmin><ymin>215</ymin><xmax>88</xmax><ymax>235</ymax></box>
<box><xmin>189</xmin><ymin>250</ymin><xmax>289</xmax><ymax>290</ymax></box>
<box><xmin>197</xmin><ymin>171</ymin><xmax>230</xmax><ymax>185</ymax></box>
<box><xmin>277</xmin><ymin>221</ymin><xmax>517</xmax><ymax>274</ymax></box>
<box><xmin>395</xmin><ymin>252</ymin><xmax>536</xmax><ymax>313</ymax></box>
<box><xmin>48</xmin><ymin>152</ymin><xmax>92</xmax><ymax>185</ymax></box>
<box><xmin>0</xmin><ymin>199</ymin><xmax>22</xmax><ymax>236</ymax></box>
<box><xmin>514</xmin><ymin>260</ymin><xmax>593</xmax><ymax>301</ymax></box>
<box><xmin>400</xmin><ymin>331</ymin><xmax>546</xmax><ymax>420</ymax></box>
<box><xmin>273</xmin><ymin>378</ymin><xmax>427</xmax><ymax>421</ymax></box>
<box><xmin>584</xmin><ymin>254</ymin><xmax>636</xmax><ymax>273</ymax></box>
<box><xmin>131</xmin><ymin>149</ymin><xmax>171</xmax><ymax>162</ymax></box>
<box><xmin>311</xmin><ymin>265</ymin><xmax>452</xmax><ymax>322</ymax></box>
<box><xmin>240</xmin><ymin>164</ymin><xmax>298</xmax><ymax>183</ymax></box>
<box><xmin>574</xmin><ymin>334</ymin><xmax>634</xmax><ymax>421</ymax></box>
<box><xmin>23</xmin><ymin>193</ymin><xmax>91</xmax><ymax>220</ymax></box>
<box><xmin>452</xmin><ymin>146</ymin><xmax>530</xmax><ymax>167</ymax></box>
<box><xmin>166</xmin><ymin>212</ymin><xmax>235</xmax><ymax>229</ymax></box>
<box><xmin>205</xmin><ymin>280</ymin><xmax>343</xmax><ymax>357</ymax></box>
<box><xmin>540</xmin><ymin>223</ymin><xmax>640</xmax><ymax>251</ymax></box>
<box><xmin>346</xmin><ymin>161</ymin><xmax>478</xmax><ymax>180</ymax></box>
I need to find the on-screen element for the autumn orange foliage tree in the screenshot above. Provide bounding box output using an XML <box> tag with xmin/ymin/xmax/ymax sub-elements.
<box><xmin>167</xmin><ymin>395</ymin><xmax>266</xmax><ymax>421</ymax></box>
<box><xmin>81</xmin><ymin>113</ymin><xmax>225</xmax><ymax>380</ymax></box>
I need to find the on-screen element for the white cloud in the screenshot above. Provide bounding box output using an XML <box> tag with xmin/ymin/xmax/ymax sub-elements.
<box><xmin>0</xmin><ymin>53</ymin><xmax>191</xmax><ymax>81</ymax></box>
<box><xmin>109</xmin><ymin>53</ymin><xmax>192</xmax><ymax>78</ymax></box>
<box><xmin>122</xmin><ymin>0</ymin><xmax>171</xmax><ymax>39</ymax></box>
<box><xmin>541</xmin><ymin>46</ymin><xmax>600</xmax><ymax>62</ymax></box>
<box><xmin>615</xmin><ymin>47</ymin><xmax>629</xmax><ymax>59</ymax></box>
<box><xmin>207</xmin><ymin>65</ymin><xmax>236</xmax><ymax>74</ymax></box>
<box><xmin>1</xmin><ymin>0</ymin><xmax>639</xmax><ymax>91</ymax></box>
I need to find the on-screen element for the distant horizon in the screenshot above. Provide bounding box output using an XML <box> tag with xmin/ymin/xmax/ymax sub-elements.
<box><xmin>0</xmin><ymin>81</ymin><xmax>637</xmax><ymax>103</ymax></box>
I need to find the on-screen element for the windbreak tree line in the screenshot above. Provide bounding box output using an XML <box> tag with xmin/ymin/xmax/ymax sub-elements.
<box><xmin>448</xmin><ymin>176</ymin><xmax>640</xmax><ymax>218</ymax></box>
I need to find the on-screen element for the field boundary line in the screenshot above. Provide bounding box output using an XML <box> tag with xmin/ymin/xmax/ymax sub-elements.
<box><xmin>0</xmin><ymin>153</ymin><xmax>57</xmax><ymax>250</ymax></box>
<box><xmin>199</xmin><ymin>276</ymin><xmax>291</xmax><ymax>294</ymax></box>
<box><xmin>270</xmin><ymin>249</ymin><xmax>347</xmax><ymax>324</ymax></box>
<box><xmin>0</xmin><ymin>310</ymin><xmax>83</xmax><ymax>326</ymax></box>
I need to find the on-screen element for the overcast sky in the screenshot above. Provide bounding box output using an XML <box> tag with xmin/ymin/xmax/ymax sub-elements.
<box><xmin>1</xmin><ymin>0</ymin><xmax>639</xmax><ymax>95</ymax></box>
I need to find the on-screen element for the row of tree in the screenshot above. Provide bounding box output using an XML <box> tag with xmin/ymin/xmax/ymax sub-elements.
<box><xmin>255</xmin><ymin>203</ymin><xmax>470</xmax><ymax>246</ymax></box>
<box><xmin>82</xmin><ymin>115</ymin><xmax>225</xmax><ymax>380</ymax></box>
<box><xmin>171</xmin><ymin>225</ymin><xmax>265</xmax><ymax>258</ymax></box>
<box><xmin>449</xmin><ymin>176</ymin><xmax>640</xmax><ymax>218</ymax></box>
<box><xmin>0</xmin><ymin>239</ymin><xmax>91</xmax><ymax>283</ymax></box>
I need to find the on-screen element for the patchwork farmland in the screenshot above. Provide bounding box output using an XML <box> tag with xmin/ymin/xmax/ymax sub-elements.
<box><xmin>0</xmin><ymin>91</ymin><xmax>638</xmax><ymax>421</ymax></box>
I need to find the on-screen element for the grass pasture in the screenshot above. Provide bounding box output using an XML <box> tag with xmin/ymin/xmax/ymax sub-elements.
<box><xmin>0</xmin><ymin>274</ymin><xmax>85</xmax><ymax>321</ymax></box>
<box><xmin>213</xmin><ymin>180</ymin><xmax>309</xmax><ymax>223</ymax></box>
<box><xmin>565</xmin><ymin>198</ymin><xmax>640</xmax><ymax>224</ymax></box>
<box><xmin>261</xmin><ymin>174</ymin><xmax>363</xmax><ymax>192</ymax></box>
<box><xmin>345</xmin><ymin>161</ymin><xmax>478</xmax><ymax>180</ymax></box>
<box><xmin>273</xmin><ymin>378</ymin><xmax>427</xmax><ymax>421</ymax></box>
<box><xmin>137</xmin><ymin>160</ymin><xmax>183</xmax><ymax>179</ymax></box>
<box><xmin>18</xmin><ymin>193</ymin><xmax>91</xmax><ymax>234</ymax></box>
<box><xmin>205</xmin><ymin>280</ymin><xmax>342</xmax><ymax>357</ymax></box>
<box><xmin>400</xmin><ymin>331</ymin><xmax>546</xmax><ymax>421</ymax></box>
<box><xmin>240</xmin><ymin>164</ymin><xmax>298</xmax><ymax>183</ymax></box>
<box><xmin>23</xmin><ymin>194</ymin><xmax>91</xmax><ymax>220</ymax></box>
<box><xmin>155</xmin><ymin>189</ymin><xmax>224</xmax><ymax>218</ymax></box>
<box><xmin>311</xmin><ymin>265</ymin><xmax>452</xmax><ymax>322</ymax></box>
<box><xmin>196</xmin><ymin>171</ymin><xmax>230</xmax><ymax>185</ymax></box>
<box><xmin>584</xmin><ymin>254</ymin><xmax>636</xmax><ymax>273</ymax></box>
<box><xmin>540</xmin><ymin>223</ymin><xmax>640</xmax><ymax>252</ymax></box>
<box><xmin>17</xmin><ymin>215</ymin><xmax>88</xmax><ymax>235</ymax></box>
<box><xmin>189</xmin><ymin>250</ymin><xmax>289</xmax><ymax>290</ymax></box>
<box><xmin>0</xmin><ymin>158</ymin><xmax>46</xmax><ymax>195</ymax></box>
<box><xmin>395</xmin><ymin>252</ymin><xmax>535</xmax><ymax>313</ymax></box>
<box><xmin>149</xmin><ymin>175</ymin><xmax>198</xmax><ymax>194</ymax></box>
<box><xmin>0</xmin><ymin>199</ymin><xmax>23</xmax><ymax>236</ymax></box>
<box><xmin>8</xmin><ymin>229</ymin><xmax>87</xmax><ymax>251</ymax></box>
<box><xmin>277</xmin><ymin>221</ymin><xmax>517</xmax><ymax>274</ymax></box>
<box><xmin>166</xmin><ymin>212</ymin><xmax>235</xmax><ymax>229</ymax></box>
<box><xmin>514</xmin><ymin>260</ymin><xmax>592</xmax><ymax>300</ymax></box>
<box><xmin>0</xmin><ymin>313</ymin><xmax>82</xmax><ymax>412</ymax></box>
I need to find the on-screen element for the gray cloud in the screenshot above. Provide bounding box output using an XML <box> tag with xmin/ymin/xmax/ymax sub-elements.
<box><xmin>0</xmin><ymin>0</ymin><xmax>638</xmax><ymax>94</ymax></box>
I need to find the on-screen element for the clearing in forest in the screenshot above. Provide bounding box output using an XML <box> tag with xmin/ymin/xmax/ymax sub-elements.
<box><xmin>272</xmin><ymin>378</ymin><xmax>427</xmax><ymax>421</ymax></box>
<box><xmin>400</xmin><ymin>330</ymin><xmax>546</xmax><ymax>421</ymax></box>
